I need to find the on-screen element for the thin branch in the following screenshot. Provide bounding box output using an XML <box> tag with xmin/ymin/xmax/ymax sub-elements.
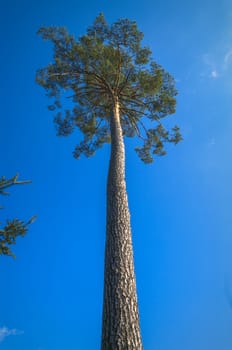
<box><xmin>119</xmin><ymin>93</ymin><xmax>148</xmax><ymax>108</ymax></box>
<box><xmin>137</xmin><ymin>119</ymin><xmax>149</xmax><ymax>136</ymax></box>
<box><xmin>0</xmin><ymin>174</ymin><xmax>31</xmax><ymax>195</ymax></box>
<box><xmin>48</xmin><ymin>71</ymin><xmax>80</xmax><ymax>78</ymax></box>
<box><xmin>113</xmin><ymin>45</ymin><xmax>122</xmax><ymax>91</ymax></box>
<box><xmin>117</xmin><ymin>68</ymin><xmax>132</xmax><ymax>95</ymax></box>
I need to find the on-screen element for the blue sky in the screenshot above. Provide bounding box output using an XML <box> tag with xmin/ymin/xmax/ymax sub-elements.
<box><xmin>1</xmin><ymin>0</ymin><xmax>232</xmax><ymax>349</ymax></box>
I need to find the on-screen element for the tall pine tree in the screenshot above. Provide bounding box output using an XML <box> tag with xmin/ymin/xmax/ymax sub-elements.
<box><xmin>36</xmin><ymin>14</ymin><xmax>182</xmax><ymax>349</ymax></box>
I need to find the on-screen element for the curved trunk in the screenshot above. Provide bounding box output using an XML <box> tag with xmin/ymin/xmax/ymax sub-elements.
<box><xmin>101</xmin><ymin>99</ymin><xmax>143</xmax><ymax>350</ymax></box>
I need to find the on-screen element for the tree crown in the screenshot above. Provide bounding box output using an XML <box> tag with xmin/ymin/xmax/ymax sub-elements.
<box><xmin>36</xmin><ymin>13</ymin><xmax>182</xmax><ymax>163</ymax></box>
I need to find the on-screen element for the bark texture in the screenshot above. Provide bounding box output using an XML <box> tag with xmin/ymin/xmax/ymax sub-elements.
<box><xmin>101</xmin><ymin>99</ymin><xmax>143</xmax><ymax>350</ymax></box>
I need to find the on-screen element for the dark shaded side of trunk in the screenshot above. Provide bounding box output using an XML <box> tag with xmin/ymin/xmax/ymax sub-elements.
<box><xmin>101</xmin><ymin>100</ymin><xmax>143</xmax><ymax>350</ymax></box>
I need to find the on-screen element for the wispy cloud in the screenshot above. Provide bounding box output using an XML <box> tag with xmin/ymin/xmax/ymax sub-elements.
<box><xmin>202</xmin><ymin>48</ymin><xmax>232</xmax><ymax>80</ymax></box>
<box><xmin>210</xmin><ymin>70</ymin><xmax>219</xmax><ymax>79</ymax></box>
<box><xmin>224</xmin><ymin>49</ymin><xmax>232</xmax><ymax>68</ymax></box>
<box><xmin>0</xmin><ymin>326</ymin><xmax>24</xmax><ymax>343</ymax></box>
<box><xmin>202</xmin><ymin>54</ymin><xmax>220</xmax><ymax>79</ymax></box>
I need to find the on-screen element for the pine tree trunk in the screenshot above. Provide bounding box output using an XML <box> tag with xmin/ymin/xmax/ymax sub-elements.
<box><xmin>101</xmin><ymin>98</ymin><xmax>143</xmax><ymax>350</ymax></box>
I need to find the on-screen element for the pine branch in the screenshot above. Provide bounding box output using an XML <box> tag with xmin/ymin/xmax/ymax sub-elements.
<box><xmin>0</xmin><ymin>174</ymin><xmax>31</xmax><ymax>195</ymax></box>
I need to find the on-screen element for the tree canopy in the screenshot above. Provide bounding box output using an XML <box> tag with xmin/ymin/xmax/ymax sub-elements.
<box><xmin>36</xmin><ymin>13</ymin><xmax>182</xmax><ymax>163</ymax></box>
<box><xmin>0</xmin><ymin>174</ymin><xmax>35</xmax><ymax>258</ymax></box>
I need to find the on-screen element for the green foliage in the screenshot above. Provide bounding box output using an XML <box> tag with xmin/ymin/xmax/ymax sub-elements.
<box><xmin>0</xmin><ymin>174</ymin><xmax>36</xmax><ymax>258</ymax></box>
<box><xmin>36</xmin><ymin>13</ymin><xmax>182</xmax><ymax>162</ymax></box>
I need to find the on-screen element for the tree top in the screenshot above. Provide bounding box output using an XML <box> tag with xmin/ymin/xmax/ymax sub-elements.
<box><xmin>36</xmin><ymin>13</ymin><xmax>182</xmax><ymax>163</ymax></box>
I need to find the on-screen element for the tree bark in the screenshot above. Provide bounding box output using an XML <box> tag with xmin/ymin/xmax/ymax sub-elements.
<box><xmin>101</xmin><ymin>98</ymin><xmax>143</xmax><ymax>350</ymax></box>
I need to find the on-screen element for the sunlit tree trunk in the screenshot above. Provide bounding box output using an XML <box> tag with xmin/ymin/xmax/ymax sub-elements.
<box><xmin>101</xmin><ymin>98</ymin><xmax>143</xmax><ymax>349</ymax></box>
